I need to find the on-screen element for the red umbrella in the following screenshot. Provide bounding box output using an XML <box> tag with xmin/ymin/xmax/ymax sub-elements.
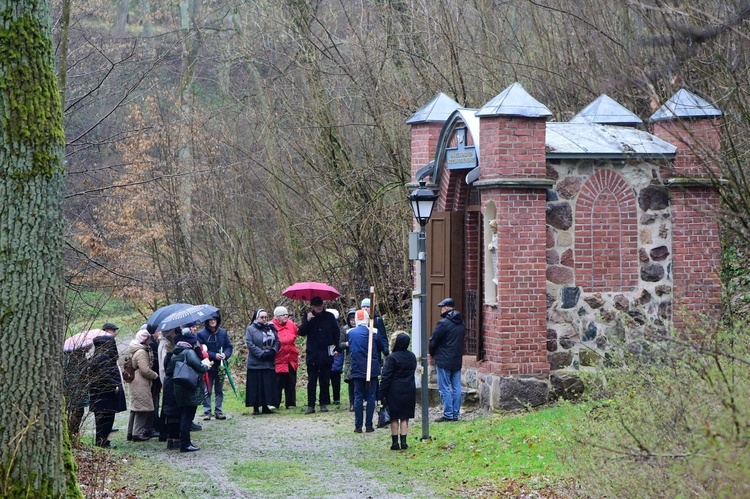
<box><xmin>64</xmin><ymin>329</ymin><xmax>111</xmax><ymax>352</ymax></box>
<box><xmin>282</xmin><ymin>282</ymin><xmax>341</xmax><ymax>301</ymax></box>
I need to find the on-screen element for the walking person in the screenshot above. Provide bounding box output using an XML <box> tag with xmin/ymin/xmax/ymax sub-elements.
<box><xmin>429</xmin><ymin>298</ymin><xmax>465</xmax><ymax>422</ymax></box>
<box><xmin>348</xmin><ymin>309</ymin><xmax>384</xmax><ymax>433</ymax></box>
<box><xmin>126</xmin><ymin>329</ymin><xmax>159</xmax><ymax>441</ymax></box>
<box><xmin>88</xmin><ymin>335</ymin><xmax>127</xmax><ymax>448</ymax></box>
<box><xmin>166</xmin><ymin>329</ymin><xmax>211</xmax><ymax>452</ymax></box>
<box><xmin>272</xmin><ymin>306</ymin><xmax>299</xmax><ymax>409</ymax></box>
<box><xmin>245</xmin><ymin>309</ymin><xmax>280</xmax><ymax>415</ymax></box>
<box><xmin>197</xmin><ymin>312</ymin><xmax>233</xmax><ymax>421</ymax></box>
<box><xmin>379</xmin><ymin>332</ymin><xmax>417</xmax><ymax>450</ymax></box>
<box><xmin>298</xmin><ymin>296</ymin><xmax>339</xmax><ymax>414</ymax></box>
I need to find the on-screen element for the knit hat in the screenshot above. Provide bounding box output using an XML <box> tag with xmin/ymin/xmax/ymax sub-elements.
<box><xmin>273</xmin><ymin>306</ymin><xmax>289</xmax><ymax>317</ymax></box>
<box><xmin>135</xmin><ymin>330</ymin><xmax>151</xmax><ymax>344</ymax></box>
<box><xmin>175</xmin><ymin>332</ymin><xmax>198</xmax><ymax>345</ymax></box>
<box><xmin>355</xmin><ymin>309</ymin><xmax>369</xmax><ymax>327</ymax></box>
<box><xmin>360</xmin><ymin>298</ymin><xmax>370</xmax><ymax>307</ymax></box>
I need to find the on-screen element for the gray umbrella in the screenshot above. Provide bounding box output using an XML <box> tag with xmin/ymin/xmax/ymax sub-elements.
<box><xmin>157</xmin><ymin>304</ymin><xmax>218</xmax><ymax>332</ymax></box>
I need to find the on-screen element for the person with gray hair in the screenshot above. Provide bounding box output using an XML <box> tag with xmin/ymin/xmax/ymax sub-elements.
<box><xmin>272</xmin><ymin>306</ymin><xmax>299</xmax><ymax>409</ymax></box>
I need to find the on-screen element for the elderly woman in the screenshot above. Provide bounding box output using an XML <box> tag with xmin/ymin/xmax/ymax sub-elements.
<box><xmin>245</xmin><ymin>309</ymin><xmax>280</xmax><ymax>415</ymax></box>
<box><xmin>127</xmin><ymin>329</ymin><xmax>159</xmax><ymax>441</ymax></box>
<box><xmin>88</xmin><ymin>335</ymin><xmax>127</xmax><ymax>448</ymax></box>
<box><xmin>166</xmin><ymin>330</ymin><xmax>210</xmax><ymax>452</ymax></box>
<box><xmin>272</xmin><ymin>306</ymin><xmax>299</xmax><ymax>409</ymax></box>
<box><xmin>379</xmin><ymin>332</ymin><xmax>417</xmax><ymax>451</ymax></box>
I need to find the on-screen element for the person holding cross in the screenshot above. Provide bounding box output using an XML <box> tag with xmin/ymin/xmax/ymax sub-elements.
<box><xmin>347</xmin><ymin>309</ymin><xmax>384</xmax><ymax>433</ymax></box>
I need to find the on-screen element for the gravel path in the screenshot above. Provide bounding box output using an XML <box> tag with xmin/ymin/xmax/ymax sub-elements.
<box><xmin>106</xmin><ymin>334</ymin><xmax>485</xmax><ymax>498</ymax></box>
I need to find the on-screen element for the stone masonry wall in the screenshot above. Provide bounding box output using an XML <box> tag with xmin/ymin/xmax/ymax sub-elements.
<box><xmin>544</xmin><ymin>160</ymin><xmax>673</xmax><ymax>370</ymax></box>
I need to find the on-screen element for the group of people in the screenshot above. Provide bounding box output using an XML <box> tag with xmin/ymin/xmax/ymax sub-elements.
<box><xmin>63</xmin><ymin>294</ymin><xmax>466</xmax><ymax>453</ymax></box>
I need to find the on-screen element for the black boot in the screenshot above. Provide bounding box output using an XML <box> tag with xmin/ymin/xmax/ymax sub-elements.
<box><xmin>390</xmin><ymin>435</ymin><xmax>400</xmax><ymax>451</ymax></box>
<box><xmin>400</xmin><ymin>435</ymin><xmax>408</xmax><ymax>450</ymax></box>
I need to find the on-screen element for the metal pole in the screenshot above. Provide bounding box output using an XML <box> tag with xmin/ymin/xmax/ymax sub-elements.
<box><xmin>419</xmin><ymin>223</ymin><xmax>430</xmax><ymax>441</ymax></box>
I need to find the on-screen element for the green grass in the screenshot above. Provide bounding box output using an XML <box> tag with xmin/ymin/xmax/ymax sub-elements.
<box><xmin>64</xmin><ymin>290</ymin><xmax>144</xmax><ymax>336</ymax></box>
<box><xmin>352</xmin><ymin>402</ymin><xmax>586</xmax><ymax>495</ymax></box>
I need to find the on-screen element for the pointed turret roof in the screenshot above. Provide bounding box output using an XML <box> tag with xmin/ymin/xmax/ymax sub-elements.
<box><xmin>650</xmin><ymin>88</ymin><xmax>722</xmax><ymax>122</ymax></box>
<box><xmin>406</xmin><ymin>92</ymin><xmax>462</xmax><ymax>124</ymax></box>
<box><xmin>570</xmin><ymin>94</ymin><xmax>642</xmax><ymax>126</ymax></box>
<box><xmin>476</xmin><ymin>82</ymin><xmax>552</xmax><ymax>118</ymax></box>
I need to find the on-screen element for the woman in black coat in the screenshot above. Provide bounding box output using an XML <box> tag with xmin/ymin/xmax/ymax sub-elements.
<box><xmin>88</xmin><ymin>335</ymin><xmax>127</xmax><ymax>448</ymax></box>
<box><xmin>379</xmin><ymin>332</ymin><xmax>417</xmax><ymax>451</ymax></box>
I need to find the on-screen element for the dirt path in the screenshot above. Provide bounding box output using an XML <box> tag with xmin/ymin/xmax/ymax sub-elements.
<box><xmin>113</xmin><ymin>404</ymin><xmax>442</xmax><ymax>498</ymax></box>
<box><xmin>104</xmin><ymin>334</ymin><xmax>470</xmax><ymax>498</ymax></box>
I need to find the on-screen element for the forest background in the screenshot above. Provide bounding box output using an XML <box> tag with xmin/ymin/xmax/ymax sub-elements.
<box><xmin>60</xmin><ymin>0</ymin><xmax>750</xmax><ymax>329</ymax></box>
<box><xmin>1</xmin><ymin>0</ymin><xmax>746</xmax><ymax>496</ymax></box>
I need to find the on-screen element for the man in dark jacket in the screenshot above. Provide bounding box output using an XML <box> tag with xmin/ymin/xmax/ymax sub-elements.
<box><xmin>197</xmin><ymin>313</ymin><xmax>233</xmax><ymax>420</ymax></box>
<box><xmin>428</xmin><ymin>297</ymin><xmax>465</xmax><ymax>422</ymax></box>
<box><xmin>299</xmin><ymin>296</ymin><xmax>340</xmax><ymax>414</ymax></box>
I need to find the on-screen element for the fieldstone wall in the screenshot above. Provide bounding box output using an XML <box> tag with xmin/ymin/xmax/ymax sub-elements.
<box><xmin>544</xmin><ymin>159</ymin><xmax>673</xmax><ymax>370</ymax></box>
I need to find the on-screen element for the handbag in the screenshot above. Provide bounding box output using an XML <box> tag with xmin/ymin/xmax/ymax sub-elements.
<box><xmin>377</xmin><ymin>405</ymin><xmax>391</xmax><ymax>428</ymax></box>
<box><xmin>173</xmin><ymin>359</ymin><xmax>199</xmax><ymax>388</ymax></box>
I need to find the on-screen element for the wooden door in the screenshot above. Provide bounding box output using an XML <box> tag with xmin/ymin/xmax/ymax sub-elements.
<box><xmin>426</xmin><ymin>211</ymin><xmax>464</xmax><ymax>331</ymax></box>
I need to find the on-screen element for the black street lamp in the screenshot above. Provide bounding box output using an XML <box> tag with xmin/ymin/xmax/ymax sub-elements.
<box><xmin>408</xmin><ymin>180</ymin><xmax>438</xmax><ymax>441</ymax></box>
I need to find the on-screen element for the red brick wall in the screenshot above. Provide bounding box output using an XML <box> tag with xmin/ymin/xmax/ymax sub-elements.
<box><xmin>653</xmin><ymin>120</ymin><xmax>721</xmax><ymax>178</ymax></box>
<box><xmin>478</xmin><ymin>116</ymin><xmax>547</xmax><ymax>179</ymax></box>
<box><xmin>576</xmin><ymin>169</ymin><xmax>639</xmax><ymax>291</ymax></box>
<box><xmin>670</xmin><ymin>187</ymin><xmax>722</xmax><ymax>329</ymax></box>
<box><xmin>653</xmin><ymin>119</ymin><xmax>722</xmax><ymax>331</ymax></box>
<box><xmin>481</xmin><ymin>189</ymin><xmax>549</xmax><ymax>375</ymax></box>
<box><xmin>410</xmin><ymin>123</ymin><xmax>443</xmax><ymax>180</ymax></box>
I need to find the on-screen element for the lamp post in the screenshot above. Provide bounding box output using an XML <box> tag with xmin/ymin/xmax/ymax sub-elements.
<box><xmin>408</xmin><ymin>180</ymin><xmax>438</xmax><ymax>441</ymax></box>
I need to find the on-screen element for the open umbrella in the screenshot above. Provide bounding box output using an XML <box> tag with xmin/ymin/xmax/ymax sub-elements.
<box><xmin>157</xmin><ymin>304</ymin><xmax>218</xmax><ymax>332</ymax></box>
<box><xmin>146</xmin><ymin>302</ymin><xmax>194</xmax><ymax>334</ymax></box>
<box><xmin>64</xmin><ymin>329</ymin><xmax>110</xmax><ymax>352</ymax></box>
<box><xmin>282</xmin><ymin>282</ymin><xmax>340</xmax><ymax>301</ymax></box>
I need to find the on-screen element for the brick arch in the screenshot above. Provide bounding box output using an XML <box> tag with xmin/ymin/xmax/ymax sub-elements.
<box><xmin>575</xmin><ymin>169</ymin><xmax>638</xmax><ymax>291</ymax></box>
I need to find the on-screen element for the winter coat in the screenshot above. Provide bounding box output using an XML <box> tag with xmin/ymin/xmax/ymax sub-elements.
<box><xmin>63</xmin><ymin>349</ymin><xmax>89</xmax><ymax>410</ymax></box>
<box><xmin>197</xmin><ymin>317</ymin><xmax>233</xmax><ymax>374</ymax></box>
<box><xmin>428</xmin><ymin>309</ymin><xmax>465</xmax><ymax>371</ymax></box>
<box><xmin>88</xmin><ymin>335</ymin><xmax>127</xmax><ymax>414</ymax></box>
<box><xmin>272</xmin><ymin>317</ymin><xmax>299</xmax><ymax>374</ymax></box>
<box><xmin>339</xmin><ymin>308</ymin><xmax>356</xmax><ymax>381</ymax></box>
<box><xmin>347</xmin><ymin>324</ymin><xmax>383</xmax><ymax>379</ymax></box>
<box><xmin>127</xmin><ymin>341</ymin><xmax>158</xmax><ymax>412</ymax></box>
<box><xmin>379</xmin><ymin>333</ymin><xmax>417</xmax><ymax>420</ymax></box>
<box><xmin>166</xmin><ymin>344</ymin><xmax>209</xmax><ymax>407</ymax></box>
<box><xmin>245</xmin><ymin>321</ymin><xmax>280</xmax><ymax>370</ymax></box>
<box><xmin>158</xmin><ymin>335</ymin><xmax>175</xmax><ymax>384</ymax></box>
<box><xmin>160</xmin><ymin>351</ymin><xmax>180</xmax><ymax>417</ymax></box>
<box><xmin>371</xmin><ymin>311</ymin><xmax>390</xmax><ymax>364</ymax></box>
<box><xmin>299</xmin><ymin>309</ymin><xmax>339</xmax><ymax>366</ymax></box>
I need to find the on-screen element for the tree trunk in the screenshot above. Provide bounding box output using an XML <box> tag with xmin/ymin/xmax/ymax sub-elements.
<box><xmin>0</xmin><ymin>2</ymin><xmax>69</xmax><ymax>497</ymax></box>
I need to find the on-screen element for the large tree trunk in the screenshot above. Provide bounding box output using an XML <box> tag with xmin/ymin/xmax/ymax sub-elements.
<box><xmin>0</xmin><ymin>2</ymin><xmax>70</xmax><ymax>497</ymax></box>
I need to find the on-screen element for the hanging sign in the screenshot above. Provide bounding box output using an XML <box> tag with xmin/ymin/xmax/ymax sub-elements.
<box><xmin>445</xmin><ymin>127</ymin><xmax>477</xmax><ymax>170</ymax></box>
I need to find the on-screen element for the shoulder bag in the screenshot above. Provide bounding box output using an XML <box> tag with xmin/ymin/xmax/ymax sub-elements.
<box><xmin>173</xmin><ymin>358</ymin><xmax>199</xmax><ymax>388</ymax></box>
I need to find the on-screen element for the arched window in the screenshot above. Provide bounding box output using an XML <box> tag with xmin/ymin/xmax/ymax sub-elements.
<box><xmin>575</xmin><ymin>170</ymin><xmax>638</xmax><ymax>291</ymax></box>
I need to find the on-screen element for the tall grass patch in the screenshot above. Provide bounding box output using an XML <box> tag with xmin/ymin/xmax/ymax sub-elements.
<box><xmin>561</xmin><ymin>325</ymin><xmax>750</xmax><ymax>497</ymax></box>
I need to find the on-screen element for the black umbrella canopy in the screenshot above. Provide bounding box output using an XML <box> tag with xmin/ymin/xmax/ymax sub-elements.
<box><xmin>146</xmin><ymin>303</ymin><xmax>193</xmax><ymax>334</ymax></box>
<box><xmin>157</xmin><ymin>304</ymin><xmax>218</xmax><ymax>332</ymax></box>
